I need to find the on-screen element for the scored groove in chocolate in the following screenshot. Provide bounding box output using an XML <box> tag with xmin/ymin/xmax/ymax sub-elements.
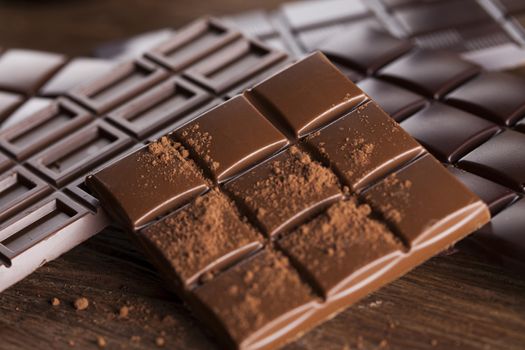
<box><xmin>0</xmin><ymin>98</ymin><xmax>93</xmax><ymax>160</ymax></box>
<box><xmin>106</xmin><ymin>76</ymin><xmax>211</xmax><ymax>139</ymax></box>
<box><xmin>68</xmin><ymin>58</ymin><xmax>170</xmax><ymax>114</ymax></box>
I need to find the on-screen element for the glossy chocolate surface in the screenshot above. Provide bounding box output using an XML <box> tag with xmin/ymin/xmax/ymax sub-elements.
<box><xmin>251</xmin><ymin>53</ymin><xmax>367</xmax><ymax>138</ymax></box>
<box><xmin>401</xmin><ymin>103</ymin><xmax>500</xmax><ymax>163</ymax></box>
<box><xmin>175</xmin><ymin>95</ymin><xmax>289</xmax><ymax>182</ymax></box>
<box><xmin>88</xmin><ymin>53</ymin><xmax>489</xmax><ymax>350</ymax></box>
<box><xmin>378</xmin><ymin>50</ymin><xmax>481</xmax><ymax>98</ymax></box>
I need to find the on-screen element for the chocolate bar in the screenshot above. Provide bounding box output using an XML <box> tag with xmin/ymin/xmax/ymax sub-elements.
<box><xmin>215</xmin><ymin>0</ymin><xmax>525</xmax><ymax>271</ymax></box>
<box><xmin>0</xmin><ymin>18</ymin><xmax>292</xmax><ymax>292</ymax></box>
<box><xmin>86</xmin><ymin>52</ymin><xmax>490</xmax><ymax>350</ymax></box>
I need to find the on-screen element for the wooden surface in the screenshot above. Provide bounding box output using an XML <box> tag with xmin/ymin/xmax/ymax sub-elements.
<box><xmin>0</xmin><ymin>1</ymin><xmax>525</xmax><ymax>349</ymax></box>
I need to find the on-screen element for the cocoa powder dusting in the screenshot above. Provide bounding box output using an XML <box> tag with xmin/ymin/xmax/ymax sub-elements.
<box><xmin>140</xmin><ymin>136</ymin><xmax>207</xmax><ymax>187</ymax></box>
<box><xmin>229</xmin><ymin>146</ymin><xmax>340</xmax><ymax>235</ymax></box>
<box><xmin>196</xmin><ymin>250</ymin><xmax>315</xmax><ymax>342</ymax></box>
<box><xmin>181</xmin><ymin>123</ymin><xmax>220</xmax><ymax>171</ymax></box>
<box><xmin>279</xmin><ymin>198</ymin><xmax>401</xmax><ymax>284</ymax></box>
<box><xmin>141</xmin><ymin>190</ymin><xmax>261</xmax><ymax>285</ymax></box>
<box><xmin>369</xmin><ymin>174</ymin><xmax>411</xmax><ymax>224</ymax></box>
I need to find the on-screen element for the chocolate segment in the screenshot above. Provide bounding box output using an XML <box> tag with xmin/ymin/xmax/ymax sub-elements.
<box><xmin>0</xmin><ymin>166</ymin><xmax>51</xmax><ymax>222</ymax></box>
<box><xmin>250</xmin><ymin>52</ymin><xmax>367</xmax><ymax>138</ymax></box>
<box><xmin>448</xmin><ymin>167</ymin><xmax>519</xmax><ymax>215</ymax></box>
<box><xmin>306</xmin><ymin>101</ymin><xmax>424</xmax><ymax>192</ymax></box>
<box><xmin>401</xmin><ymin>103</ymin><xmax>500</xmax><ymax>163</ymax></box>
<box><xmin>364</xmin><ymin>154</ymin><xmax>485</xmax><ymax>247</ymax></box>
<box><xmin>0</xmin><ymin>193</ymin><xmax>89</xmax><ymax>262</ymax></box>
<box><xmin>191</xmin><ymin>249</ymin><xmax>318</xmax><ymax>350</ymax></box>
<box><xmin>0</xmin><ymin>91</ymin><xmax>23</xmax><ymax>122</ymax></box>
<box><xmin>357</xmin><ymin>78</ymin><xmax>426</xmax><ymax>121</ymax></box>
<box><xmin>146</xmin><ymin>18</ymin><xmax>241</xmax><ymax>72</ymax></box>
<box><xmin>278</xmin><ymin>198</ymin><xmax>403</xmax><ymax>298</ymax></box>
<box><xmin>40</xmin><ymin>58</ymin><xmax>115</xmax><ymax>97</ymax></box>
<box><xmin>184</xmin><ymin>39</ymin><xmax>286</xmax><ymax>94</ymax></box>
<box><xmin>317</xmin><ymin>24</ymin><xmax>413</xmax><ymax>74</ymax></box>
<box><xmin>139</xmin><ymin>189</ymin><xmax>263</xmax><ymax>287</ymax></box>
<box><xmin>175</xmin><ymin>95</ymin><xmax>289</xmax><ymax>182</ymax></box>
<box><xmin>445</xmin><ymin>72</ymin><xmax>525</xmax><ymax>126</ymax></box>
<box><xmin>225</xmin><ymin>146</ymin><xmax>342</xmax><ymax>237</ymax></box>
<box><xmin>1</xmin><ymin>97</ymin><xmax>54</xmax><ymax>130</ymax></box>
<box><xmin>0</xmin><ymin>98</ymin><xmax>93</xmax><ymax>160</ymax></box>
<box><xmin>392</xmin><ymin>0</ymin><xmax>491</xmax><ymax>35</ymax></box>
<box><xmin>27</xmin><ymin>120</ymin><xmax>132</xmax><ymax>187</ymax></box>
<box><xmin>106</xmin><ymin>76</ymin><xmax>211</xmax><ymax>139</ymax></box>
<box><xmin>378</xmin><ymin>50</ymin><xmax>481</xmax><ymax>98</ymax></box>
<box><xmin>474</xmin><ymin>198</ymin><xmax>525</xmax><ymax>269</ymax></box>
<box><xmin>68</xmin><ymin>59</ymin><xmax>169</xmax><ymax>114</ymax></box>
<box><xmin>459</xmin><ymin>130</ymin><xmax>525</xmax><ymax>192</ymax></box>
<box><xmin>87</xmin><ymin>136</ymin><xmax>209</xmax><ymax>229</ymax></box>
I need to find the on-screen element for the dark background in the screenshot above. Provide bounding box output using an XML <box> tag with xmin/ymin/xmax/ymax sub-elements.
<box><xmin>0</xmin><ymin>0</ymin><xmax>285</xmax><ymax>55</ymax></box>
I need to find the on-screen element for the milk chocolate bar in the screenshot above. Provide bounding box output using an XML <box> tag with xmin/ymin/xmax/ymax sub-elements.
<box><xmin>0</xmin><ymin>18</ymin><xmax>291</xmax><ymax>292</ymax></box>
<box><xmin>87</xmin><ymin>52</ymin><xmax>490</xmax><ymax>350</ymax></box>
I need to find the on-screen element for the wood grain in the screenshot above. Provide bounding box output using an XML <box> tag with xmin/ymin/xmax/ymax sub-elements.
<box><xmin>0</xmin><ymin>1</ymin><xmax>524</xmax><ymax>349</ymax></box>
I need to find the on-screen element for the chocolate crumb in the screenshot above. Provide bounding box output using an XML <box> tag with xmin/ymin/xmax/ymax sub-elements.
<box><xmin>119</xmin><ymin>305</ymin><xmax>129</xmax><ymax>318</ymax></box>
<box><xmin>200</xmin><ymin>271</ymin><xmax>214</xmax><ymax>284</ymax></box>
<box><xmin>73</xmin><ymin>297</ymin><xmax>89</xmax><ymax>311</ymax></box>
<box><xmin>131</xmin><ymin>335</ymin><xmax>141</xmax><ymax>343</ymax></box>
<box><xmin>50</xmin><ymin>297</ymin><xmax>60</xmax><ymax>307</ymax></box>
<box><xmin>155</xmin><ymin>336</ymin><xmax>166</xmax><ymax>347</ymax></box>
<box><xmin>68</xmin><ymin>340</ymin><xmax>75</xmax><ymax>347</ymax></box>
<box><xmin>96</xmin><ymin>336</ymin><xmax>107</xmax><ymax>348</ymax></box>
<box><xmin>431</xmin><ymin>339</ymin><xmax>438</xmax><ymax>346</ymax></box>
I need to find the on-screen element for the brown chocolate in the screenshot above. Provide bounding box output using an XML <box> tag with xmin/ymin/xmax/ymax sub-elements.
<box><xmin>86</xmin><ymin>136</ymin><xmax>209</xmax><ymax>229</ymax></box>
<box><xmin>175</xmin><ymin>95</ymin><xmax>289</xmax><ymax>182</ymax></box>
<box><xmin>139</xmin><ymin>189</ymin><xmax>263</xmax><ymax>287</ymax></box>
<box><xmin>88</xmin><ymin>52</ymin><xmax>489</xmax><ymax>350</ymax></box>
<box><xmin>306</xmin><ymin>100</ymin><xmax>424</xmax><ymax>192</ymax></box>
<box><xmin>250</xmin><ymin>52</ymin><xmax>367</xmax><ymax>138</ymax></box>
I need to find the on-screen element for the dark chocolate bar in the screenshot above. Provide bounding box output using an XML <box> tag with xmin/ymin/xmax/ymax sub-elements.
<box><xmin>203</xmin><ymin>1</ymin><xmax>525</xmax><ymax>272</ymax></box>
<box><xmin>86</xmin><ymin>52</ymin><xmax>490</xmax><ymax>350</ymax></box>
<box><xmin>0</xmin><ymin>19</ymin><xmax>291</xmax><ymax>292</ymax></box>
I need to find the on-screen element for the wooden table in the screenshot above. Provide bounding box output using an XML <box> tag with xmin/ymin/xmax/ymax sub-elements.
<box><xmin>0</xmin><ymin>1</ymin><xmax>524</xmax><ymax>349</ymax></box>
